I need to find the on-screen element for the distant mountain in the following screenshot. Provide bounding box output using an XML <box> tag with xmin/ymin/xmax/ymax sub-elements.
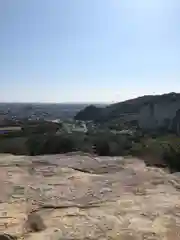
<box><xmin>74</xmin><ymin>92</ymin><xmax>180</xmax><ymax>132</ymax></box>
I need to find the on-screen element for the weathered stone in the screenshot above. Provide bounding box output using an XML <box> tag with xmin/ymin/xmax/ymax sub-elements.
<box><xmin>25</xmin><ymin>212</ymin><xmax>46</xmax><ymax>232</ymax></box>
<box><xmin>0</xmin><ymin>234</ymin><xmax>17</xmax><ymax>240</ymax></box>
<box><xmin>0</xmin><ymin>154</ymin><xmax>180</xmax><ymax>239</ymax></box>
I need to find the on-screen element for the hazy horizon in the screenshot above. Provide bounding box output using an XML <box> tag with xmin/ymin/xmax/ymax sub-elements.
<box><xmin>1</xmin><ymin>1</ymin><xmax>180</xmax><ymax>103</ymax></box>
<box><xmin>0</xmin><ymin>101</ymin><xmax>109</xmax><ymax>105</ymax></box>
<box><xmin>0</xmin><ymin>91</ymin><xmax>179</xmax><ymax>105</ymax></box>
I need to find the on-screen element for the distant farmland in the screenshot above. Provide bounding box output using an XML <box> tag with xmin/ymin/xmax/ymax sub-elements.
<box><xmin>0</xmin><ymin>126</ymin><xmax>22</xmax><ymax>134</ymax></box>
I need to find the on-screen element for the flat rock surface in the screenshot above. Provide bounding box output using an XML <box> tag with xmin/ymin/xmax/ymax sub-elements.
<box><xmin>0</xmin><ymin>154</ymin><xmax>180</xmax><ymax>239</ymax></box>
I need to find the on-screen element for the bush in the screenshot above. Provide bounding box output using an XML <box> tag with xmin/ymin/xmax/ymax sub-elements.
<box><xmin>26</xmin><ymin>135</ymin><xmax>46</xmax><ymax>155</ymax></box>
<box><xmin>94</xmin><ymin>139</ymin><xmax>110</xmax><ymax>156</ymax></box>
<box><xmin>0</xmin><ymin>137</ymin><xmax>28</xmax><ymax>155</ymax></box>
<box><xmin>26</xmin><ymin>134</ymin><xmax>77</xmax><ymax>155</ymax></box>
<box><xmin>162</xmin><ymin>140</ymin><xmax>180</xmax><ymax>171</ymax></box>
<box><xmin>131</xmin><ymin>136</ymin><xmax>180</xmax><ymax>171</ymax></box>
<box><xmin>93</xmin><ymin>132</ymin><xmax>133</xmax><ymax>156</ymax></box>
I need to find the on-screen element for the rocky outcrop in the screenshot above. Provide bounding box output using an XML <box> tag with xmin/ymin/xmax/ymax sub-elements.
<box><xmin>138</xmin><ymin>98</ymin><xmax>180</xmax><ymax>130</ymax></box>
<box><xmin>1</xmin><ymin>154</ymin><xmax>180</xmax><ymax>239</ymax></box>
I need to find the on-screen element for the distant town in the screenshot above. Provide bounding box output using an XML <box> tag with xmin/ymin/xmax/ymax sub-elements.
<box><xmin>0</xmin><ymin>102</ymin><xmax>133</xmax><ymax>136</ymax></box>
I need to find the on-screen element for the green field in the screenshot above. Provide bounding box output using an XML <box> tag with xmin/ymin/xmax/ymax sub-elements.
<box><xmin>0</xmin><ymin>126</ymin><xmax>22</xmax><ymax>131</ymax></box>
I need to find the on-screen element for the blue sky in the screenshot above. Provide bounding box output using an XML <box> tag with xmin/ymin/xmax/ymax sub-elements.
<box><xmin>0</xmin><ymin>0</ymin><xmax>180</xmax><ymax>103</ymax></box>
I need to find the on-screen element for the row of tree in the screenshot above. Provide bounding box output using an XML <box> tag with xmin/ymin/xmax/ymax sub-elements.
<box><xmin>0</xmin><ymin>121</ymin><xmax>180</xmax><ymax>172</ymax></box>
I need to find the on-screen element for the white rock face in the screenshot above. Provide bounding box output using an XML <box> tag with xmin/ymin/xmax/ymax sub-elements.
<box><xmin>138</xmin><ymin>100</ymin><xmax>180</xmax><ymax>129</ymax></box>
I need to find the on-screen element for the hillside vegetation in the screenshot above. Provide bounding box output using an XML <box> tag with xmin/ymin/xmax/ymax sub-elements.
<box><xmin>75</xmin><ymin>92</ymin><xmax>180</xmax><ymax>129</ymax></box>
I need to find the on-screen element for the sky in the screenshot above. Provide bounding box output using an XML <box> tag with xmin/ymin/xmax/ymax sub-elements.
<box><xmin>0</xmin><ymin>0</ymin><xmax>180</xmax><ymax>103</ymax></box>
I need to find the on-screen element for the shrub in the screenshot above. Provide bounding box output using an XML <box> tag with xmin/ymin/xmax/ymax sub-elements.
<box><xmin>94</xmin><ymin>139</ymin><xmax>110</xmax><ymax>156</ymax></box>
<box><xmin>131</xmin><ymin>136</ymin><xmax>180</xmax><ymax>171</ymax></box>
<box><xmin>162</xmin><ymin>140</ymin><xmax>180</xmax><ymax>171</ymax></box>
<box><xmin>26</xmin><ymin>134</ymin><xmax>77</xmax><ymax>155</ymax></box>
<box><xmin>0</xmin><ymin>137</ymin><xmax>28</xmax><ymax>155</ymax></box>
